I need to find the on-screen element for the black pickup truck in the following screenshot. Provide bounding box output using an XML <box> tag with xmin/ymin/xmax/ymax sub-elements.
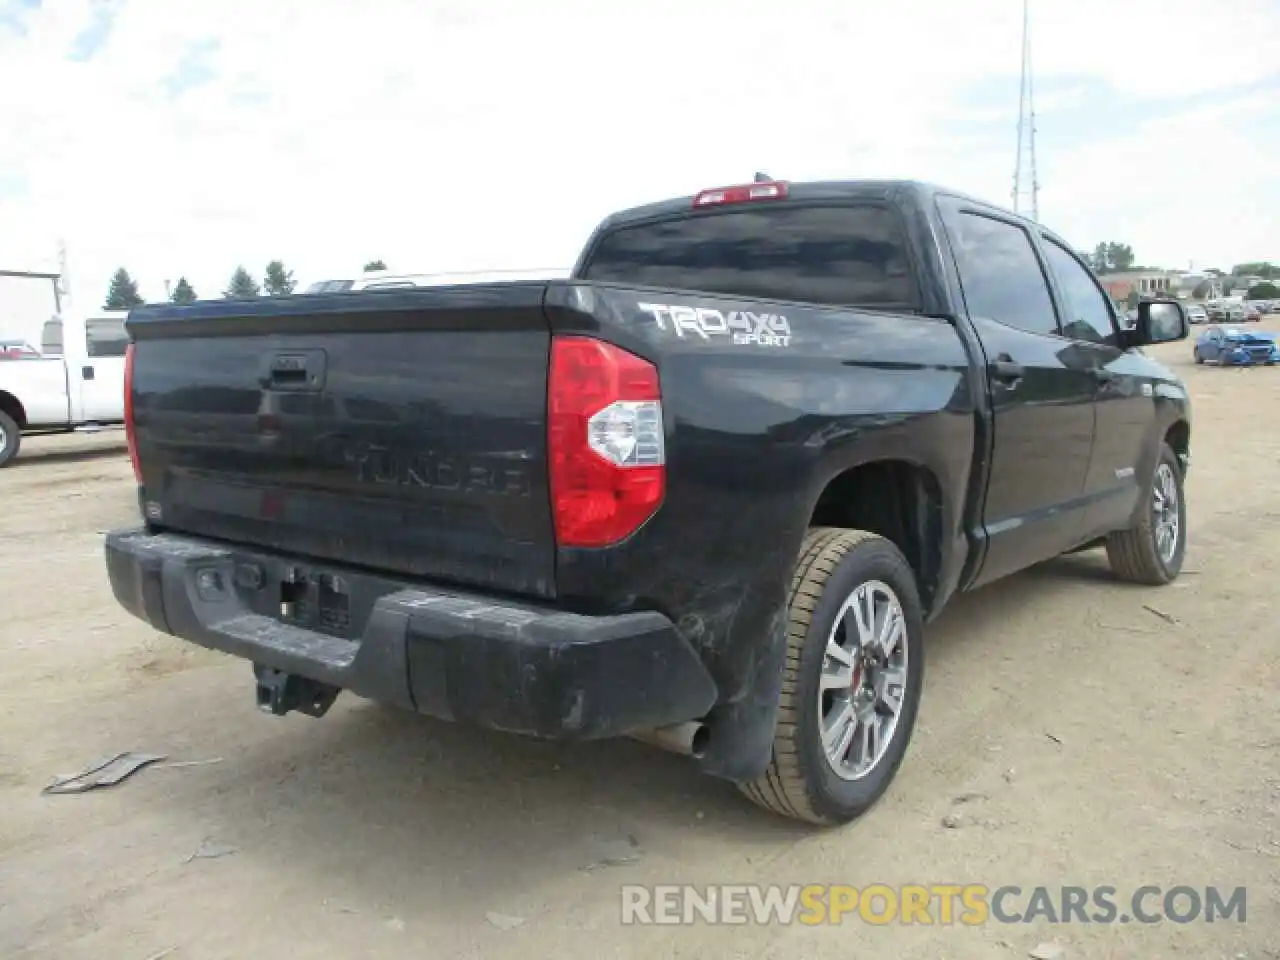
<box><xmin>106</xmin><ymin>179</ymin><xmax>1192</xmax><ymax>825</ymax></box>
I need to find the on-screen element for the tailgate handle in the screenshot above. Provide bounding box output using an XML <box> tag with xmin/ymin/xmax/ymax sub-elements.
<box><xmin>263</xmin><ymin>350</ymin><xmax>327</xmax><ymax>391</ymax></box>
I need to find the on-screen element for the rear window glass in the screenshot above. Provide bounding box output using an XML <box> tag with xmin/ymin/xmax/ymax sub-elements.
<box><xmin>85</xmin><ymin>316</ymin><xmax>129</xmax><ymax>357</ymax></box>
<box><xmin>583</xmin><ymin>203</ymin><xmax>917</xmax><ymax>309</ymax></box>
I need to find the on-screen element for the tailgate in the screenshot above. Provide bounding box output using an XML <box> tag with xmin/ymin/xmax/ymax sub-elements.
<box><xmin>127</xmin><ymin>285</ymin><xmax>557</xmax><ymax>599</ymax></box>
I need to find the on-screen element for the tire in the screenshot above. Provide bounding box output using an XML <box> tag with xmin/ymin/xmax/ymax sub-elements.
<box><xmin>1194</xmin><ymin>352</ymin><xmax>1204</xmax><ymax>364</ymax></box>
<box><xmin>1105</xmin><ymin>443</ymin><xmax>1186</xmax><ymax>585</ymax></box>
<box><xmin>739</xmin><ymin>527</ymin><xmax>925</xmax><ymax>825</ymax></box>
<box><xmin>0</xmin><ymin>410</ymin><xmax>20</xmax><ymax>468</ymax></box>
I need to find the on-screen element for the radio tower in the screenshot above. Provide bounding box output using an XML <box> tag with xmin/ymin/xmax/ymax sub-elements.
<box><xmin>56</xmin><ymin>239</ymin><xmax>70</xmax><ymax>299</ymax></box>
<box><xmin>1011</xmin><ymin>0</ymin><xmax>1040</xmax><ymax>220</ymax></box>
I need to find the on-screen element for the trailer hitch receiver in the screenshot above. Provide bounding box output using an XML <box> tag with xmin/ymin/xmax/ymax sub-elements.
<box><xmin>254</xmin><ymin>665</ymin><xmax>341</xmax><ymax>718</ymax></box>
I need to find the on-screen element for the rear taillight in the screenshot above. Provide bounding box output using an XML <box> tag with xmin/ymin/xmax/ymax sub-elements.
<box><xmin>548</xmin><ymin>336</ymin><xmax>665</xmax><ymax>548</ymax></box>
<box><xmin>124</xmin><ymin>342</ymin><xmax>141</xmax><ymax>482</ymax></box>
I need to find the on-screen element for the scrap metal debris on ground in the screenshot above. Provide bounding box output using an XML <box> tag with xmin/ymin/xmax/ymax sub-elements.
<box><xmin>41</xmin><ymin>753</ymin><xmax>224</xmax><ymax>795</ymax></box>
<box><xmin>41</xmin><ymin>752</ymin><xmax>167</xmax><ymax>795</ymax></box>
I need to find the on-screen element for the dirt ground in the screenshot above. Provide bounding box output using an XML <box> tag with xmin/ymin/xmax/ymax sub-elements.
<box><xmin>1</xmin><ymin>333</ymin><xmax>1277</xmax><ymax>960</ymax></box>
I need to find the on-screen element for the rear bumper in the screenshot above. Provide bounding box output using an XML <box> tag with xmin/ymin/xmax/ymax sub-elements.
<box><xmin>105</xmin><ymin>528</ymin><xmax>718</xmax><ymax>739</ymax></box>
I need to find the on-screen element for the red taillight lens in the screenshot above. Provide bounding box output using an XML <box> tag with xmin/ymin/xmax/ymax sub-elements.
<box><xmin>124</xmin><ymin>342</ymin><xmax>141</xmax><ymax>482</ymax></box>
<box><xmin>548</xmin><ymin>336</ymin><xmax>665</xmax><ymax>548</ymax></box>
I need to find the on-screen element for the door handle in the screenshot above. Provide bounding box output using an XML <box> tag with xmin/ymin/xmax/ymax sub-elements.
<box><xmin>989</xmin><ymin>356</ymin><xmax>1024</xmax><ymax>385</ymax></box>
<box><xmin>81</xmin><ymin>365</ymin><xmax>95</xmax><ymax>381</ymax></box>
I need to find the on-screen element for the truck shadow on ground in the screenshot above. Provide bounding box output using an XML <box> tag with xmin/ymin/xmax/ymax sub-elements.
<box><xmin>927</xmin><ymin>547</ymin><xmax>1154</xmax><ymax>633</ymax></box>
<box><xmin>125</xmin><ymin>546</ymin><xmax>1155</xmax><ymax>923</ymax></box>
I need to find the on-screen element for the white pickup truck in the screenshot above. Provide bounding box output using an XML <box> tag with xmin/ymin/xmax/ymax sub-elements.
<box><xmin>0</xmin><ymin>312</ymin><xmax>128</xmax><ymax>466</ymax></box>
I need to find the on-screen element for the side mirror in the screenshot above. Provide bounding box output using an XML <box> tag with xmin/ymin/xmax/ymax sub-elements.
<box><xmin>1131</xmin><ymin>299</ymin><xmax>1189</xmax><ymax>346</ymax></box>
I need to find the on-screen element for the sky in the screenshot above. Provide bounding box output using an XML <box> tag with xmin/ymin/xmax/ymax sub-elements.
<box><xmin>1</xmin><ymin>0</ymin><xmax>1277</xmax><ymax>318</ymax></box>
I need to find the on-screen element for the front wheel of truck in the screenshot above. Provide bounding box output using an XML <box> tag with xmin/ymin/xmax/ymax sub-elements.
<box><xmin>739</xmin><ymin>527</ymin><xmax>925</xmax><ymax>825</ymax></box>
<box><xmin>1105</xmin><ymin>442</ymin><xmax>1187</xmax><ymax>585</ymax></box>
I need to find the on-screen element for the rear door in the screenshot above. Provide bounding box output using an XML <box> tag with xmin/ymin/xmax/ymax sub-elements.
<box><xmin>938</xmin><ymin>198</ymin><xmax>1097</xmax><ymax>587</ymax></box>
<box><xmin>80</xmin><ymin>315</ymin><xmax>129</xmax><ymax>421</ymax></box>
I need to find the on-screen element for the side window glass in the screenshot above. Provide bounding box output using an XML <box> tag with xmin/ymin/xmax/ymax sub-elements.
<box><xmin>945</xmin><ymin>210</ymin><xmax>1059</xmax><ymax>336</ymax></box>
<box><xmin>1041</xmin><ymin>240</ymin><xmax>1117</xmax><ymax>345</ymax></box>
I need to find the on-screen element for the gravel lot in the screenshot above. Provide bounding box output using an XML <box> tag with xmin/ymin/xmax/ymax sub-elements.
<box><xmin>1</xmin><ymin>335</ymin><xmax>1277</xmax><ymax>960</ymax></box>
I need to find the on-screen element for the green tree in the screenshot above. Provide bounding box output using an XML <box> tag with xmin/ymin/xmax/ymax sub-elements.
<box><xmin>1247</xmin><ymin>281</ymin><xmax>1280</xmax><ymax>300</ymax></box>
<box><xmin>1232</xmin><ymin>262</ymin><xmax>1280</xmax><ymax>280</ymax></box>
<box><xmin>363</xmin><ymin>259</ymin><xmax>387</xmax><ymax>272</ymax></box>
<box><xmin>103</xmin><ymin>268</ymin><xmax>144</xmax><ymax>310</ymax></box>
<box><xmin>1125</xmin><ymin>290</ymin><xmax>1140</xmax><ymax>310</ymax></box>
<box><xmin>1088</xmin><ymin>242</ymin><xmax>1136</xmax><ymax>274</ymax></box>
<box><xmin>223</xmin><ymin>266</ymin><xmax>261</xmax><ymax>299</ymax></box>
<box><xmin>1191</xmin><ymin>280</ymin><xmax>1212</xmax><ymax>299</ymax></box>
<box><xmin>263</xmin><ymin>260</ymin><xmax>296</xmax><ymax>296</ymax></box>
<box><xmin>1106</xmin><ymin>242</ymin><xmax>1135</xmax><ymax>271</ymax></box>
<box><xmin>170</xmin><ymin>276</ymin><xmax>197</xmax><ymax>304</ymax></box>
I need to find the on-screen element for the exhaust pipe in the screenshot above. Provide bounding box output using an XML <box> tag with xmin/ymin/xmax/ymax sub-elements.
<box><xmin>627</xmin><ymin>721</ymin><xmax>709</xmax><ymax>759</ymax></box>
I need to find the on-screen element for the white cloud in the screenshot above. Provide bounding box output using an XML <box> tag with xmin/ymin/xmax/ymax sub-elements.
<box><xmin>1039</xmin><ymin>89</ymin><xmax>1279</xmax><ymax>270</ymax></box>
<box><xmin>0</xmin><ymin>0</ymin><xmax>1277</xmax><ymax>325</ymax></box>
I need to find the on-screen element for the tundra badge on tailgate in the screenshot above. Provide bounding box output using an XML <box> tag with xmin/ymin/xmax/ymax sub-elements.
<box><xmin>637</xmin><ymin>302</ymin><xmax>792</xmax><ymax>347</ymax></box>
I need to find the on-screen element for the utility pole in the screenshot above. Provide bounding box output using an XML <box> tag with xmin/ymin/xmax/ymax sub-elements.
<box><xmin>1011</xmin><ymin>0</ymin><xmax>1040</xmax><ymax>221</ymax></box>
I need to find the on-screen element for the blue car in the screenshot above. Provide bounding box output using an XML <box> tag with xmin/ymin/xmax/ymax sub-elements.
<box><xmin>1192</xmin><ymin>325</ymin><xmax>1280</xmax><ymax>365</ymax></box>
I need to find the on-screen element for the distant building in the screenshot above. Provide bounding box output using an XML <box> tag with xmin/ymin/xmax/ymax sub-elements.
<box><xmin>1173</xmin><ymin>272</ymin><xmax>1224</xmax><ymax>300</ymax></box>
<box><xmin>1100</xmin><ymin>270</ymin><xmax>1181</xmax><ymax>302</ymax></box>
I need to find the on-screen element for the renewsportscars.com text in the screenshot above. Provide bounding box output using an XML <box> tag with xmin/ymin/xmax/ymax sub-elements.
<box><xmin>620</xmin><ymin>884</ymin><xmax>1247</xmax><ymax>926</ymax></box>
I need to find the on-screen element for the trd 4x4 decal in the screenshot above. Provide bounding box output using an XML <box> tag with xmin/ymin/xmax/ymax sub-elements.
<box><xmin>637</xmin><ymin>302</ymin><xmax>792</xmax><ymax>347</ymax></box>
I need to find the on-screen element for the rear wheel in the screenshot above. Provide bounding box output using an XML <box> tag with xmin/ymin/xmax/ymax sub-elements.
<box><xmin>739</xmin><ymin>527</ymin><xmax>925</xmax><ymax>825</ymax></box>
<box><xmin>0</xmin><ymin>411</ymin><xmax>20</xmax><ymax>468</ymax></box>
<box><xmin>1105</xmin><ymin>443</ymin><xmax>1186</xmax><ymax>585</ymax></box>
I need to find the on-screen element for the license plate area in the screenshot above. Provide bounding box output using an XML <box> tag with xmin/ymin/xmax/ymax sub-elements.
<box><xmin>276</xmin><ymin>565</ymin><xmax>352</xmax><ymax>634</ymax></box>
<box><xmin>225</xmin><ymin>553</ymin><xmax>398</xmax><ymax>642</ymax></box>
